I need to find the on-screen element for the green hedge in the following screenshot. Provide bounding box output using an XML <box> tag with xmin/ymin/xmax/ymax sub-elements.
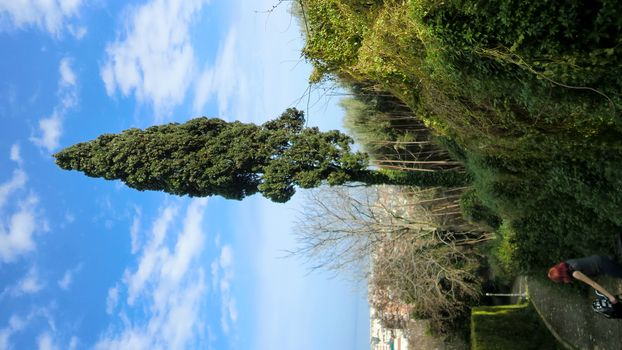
<box><xmin>471</xmin><ymin>303</ymin><xmax>563</xmax><ymax>350</ymax></box>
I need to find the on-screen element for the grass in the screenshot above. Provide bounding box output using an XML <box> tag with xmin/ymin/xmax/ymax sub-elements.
<box><xmin>471</xmin><ymin>302</ymin><xmax>564</xmax><ymax>350</ymax></box>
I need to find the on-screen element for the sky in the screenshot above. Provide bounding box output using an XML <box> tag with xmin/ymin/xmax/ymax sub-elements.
<box><xmin>0</xmin><ymin>1</ymin><xmax>370</xmax><ymax>349</ymax></box>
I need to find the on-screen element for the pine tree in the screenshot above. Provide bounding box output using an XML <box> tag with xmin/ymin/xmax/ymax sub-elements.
<box><xmin>54</xmin><ymin>109</ymin><xmax>468</xmax><ymax>202</ymax></box>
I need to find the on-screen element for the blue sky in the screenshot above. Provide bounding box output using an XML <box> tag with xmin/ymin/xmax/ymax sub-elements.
<box><xmin>0</xmin><ymin>1</ymin><xmax>369</xmax><ymax>349</ymax></box>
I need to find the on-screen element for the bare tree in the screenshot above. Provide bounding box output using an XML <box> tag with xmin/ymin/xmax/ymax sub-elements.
<box><xmin>293</xmin><ymin>185</ymin><xmax>492</xmax><ymax>273</ymax></box>
<box><xmin>370</xmin><ymin>236</ymin><xmax>483</xmax><ymax>332</ymax></box>
<box><xmin>293</xmin><ymin>184</ymin><xmax>492</xmax><ymax>332</ymax></box>
<box><xmin>293</xmin><ymin>186</ymin><xmax>381</xmax><ymax>277</ymax></box>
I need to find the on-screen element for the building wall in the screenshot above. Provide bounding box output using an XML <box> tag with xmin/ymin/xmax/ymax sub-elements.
<box><xmin>370</xmin><ymin>308</ymin><xmax>409</xmax><ymax>350</ymax></box>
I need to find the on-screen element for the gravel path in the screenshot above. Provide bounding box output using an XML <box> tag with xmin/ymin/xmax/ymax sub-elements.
<box><xmin>525</xmin><ymin>275</ymin><xmax>622</xmax><ymax>350</ymax></box>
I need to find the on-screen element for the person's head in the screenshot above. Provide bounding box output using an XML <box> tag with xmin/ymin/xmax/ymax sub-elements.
<box><xmin>548</xmin><ymin>262</ymin><xmax>572</xmax><ymax>283</ymax></box>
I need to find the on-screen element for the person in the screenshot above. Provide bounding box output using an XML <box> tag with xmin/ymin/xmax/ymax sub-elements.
<box><xmin>548</xmin><ymin>255</ymin><xmax>622</xmax><ymax>305</ymax></box>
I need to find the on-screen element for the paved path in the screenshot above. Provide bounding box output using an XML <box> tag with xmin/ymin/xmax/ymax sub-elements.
<box><xmin>525</xmin><ymin>275</ymin><xmax>622</xmax><ymax>350</ymax></box>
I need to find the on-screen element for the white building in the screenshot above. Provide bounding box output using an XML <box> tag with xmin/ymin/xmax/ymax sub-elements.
<box><xmin>370</xmin><ymin>308</ymin><xmax>409</xmax><ymax>350</ymax></box>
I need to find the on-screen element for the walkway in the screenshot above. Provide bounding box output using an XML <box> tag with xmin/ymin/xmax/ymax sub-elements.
<box><xmin>525</xmin><ymin>275</ymin><xmax>622</xmax><ymax>350</ymax></box>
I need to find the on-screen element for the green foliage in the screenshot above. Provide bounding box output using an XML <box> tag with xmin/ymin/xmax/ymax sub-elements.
<box><xmin>463</xmin><ymin>151</ymin><xmax>622</xmax><ymax>270</ymax></box>
<box><xmin>460</xmin><ymin>188</ymin><xmax>501</xmax><ymax>229</ymax></box>
<box><xmin>55</xmin><ymin>117</ymin><xmax>263</xmax><ymax>199</ymax></box>
<box><xmin>341</xmin><ymin>94</ymin><xmax>400</xmax><ymax>156</ymax></box>
<box><xmin>471</xmin><ymin>303</ymin><xmax>563</xmax><ymax>350</ymax></box>
<box><xmin>509</xmin><ymin>197</ymin><xmax>618</xmax><ymax>270</ymax></box>
<box><xmin>300</xmin><ymin>0</ymin><xmax>428</xmax><ymax>101</ymax></box>
<box><xmin>479</xmin><ymin>221</ymin><xmax>519</xmax><ymax>286</ymax></box>
<box><xmin>301</xmin><ymin>0</ymin><xmax>622</xmax><ymax>149</ymax></box>
<box><xmin>299</xmin><ymin>0</ymin><xmax>374</xmax><ymax>81</ymax></box>
<box><xmin>298</xmin><ymin>0</ymin><xmax>622</xmax><ymax>273</ymax></box>
<box><xmin>55</xmin><ymin>108</ymin><xmax>466</xmax><ymax>203</ymax></box>
<box><xmin>358</xmin><ymin>168</ymin><xmax>470</xmax><ymax>188</ymax></box>
<box><xmin>416</xmin><ymin>0</ymin><xmax>622</xmax><ymax>151</ymax></box>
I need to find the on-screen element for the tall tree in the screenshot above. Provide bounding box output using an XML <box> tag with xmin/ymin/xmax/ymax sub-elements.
<box><xmin>54</xmin><ymin>108</ymin><xmax>468</xmax><ymax>202</ymax></box>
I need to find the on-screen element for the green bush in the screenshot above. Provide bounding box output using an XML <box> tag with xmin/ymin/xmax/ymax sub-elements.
<box><xmin>480</xmin><ymin>221</ymin><xmax>519</xmax><ymax>287</ymax></box>
<box><xmin>460</xmin><ymin>188</ymin><xmax>501</xmax><ymax>229</ymax></box>
<box><xmin>298</xmin><ymin>0</ymin><xmax>622</xmax><ymax>273</ymax></box>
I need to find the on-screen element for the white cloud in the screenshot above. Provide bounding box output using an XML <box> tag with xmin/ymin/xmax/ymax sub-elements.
<box><xmin>209</xmin><ymin>260</ymin><xmax>219</xmax><ymax>291</ymax></box>
<box><xmin>67</xmin><ymin>24</ymin><xmax>86</xmax><ymax>39</ymax></box>
<box><xmin>0</xmin><ymin>152</ymin><xmax>45</xmax><ymax>264</ymax></box>
<box><xmin>31</xmin><ymin>57</ymin><xmax>77</xmax><ymax>152</ymax></box>
<box><xmin>31</xmin><ymin>112</ymin><xmax>62</xmax><ymax>152</ymax></box>
<box><xmin>0</xmin><ymin>309</ymin><xmax>65</xmax><ymax>350</ymax></box>
<box><xmin>0</xmin><ymin>315</ymin><xmax>26</xmax><ymax>350</ymax></box>
<box><xmin>125</xmin><ymin>205</ymin><xmax>177</xmax><ymax>305</ymax></box>
<box><xmin>9</xmin><ymin>143</ymin><xmax>21</xmax><ymax>165</ymax></box>
<box><xmin>58</xmin><ymin>271</ymin><xmax>72</xmax><ymax>290</ymax></box>
<box><xmin>14</xmin><ymin>266</ymin><xmax>44</xmax><ymax>295</ymax></box>
<box><xmin>0</xmin><ymin>0</ymin><xmax>83</xmax><ymax>37</ymax></box>
<box><xmin>158</xmin><ymin>199</ymin><xmax>205</xmax><ymax>287</ymax></box>
<box><xmin>58</xmin><ymin>264</ymin><xmax>81</xmax><ymax>290</ymax></box>
<box><xmin>59</xmin><ymin>58</ymin><xmax>76</xmax><ymax>87</ymax></box>
<box><xmin>190</xmin><ymin>0</ymin><xmax>347</xmax><ymax>130</ymax></box>
<box><xmin>0</xmin><ymin>194</ymin><xmax>39</xmax><ymax>263</ymax></box>
<box><xmin>101</xmin><ymin>0</ymin><xmax>209</xmax><ymax>119</ymax></box>
<box><xmin>219</xmin><ymin>245</ymin><xmax>233</xmax><ymax>268</ymax></box>
<box><xmin>68</xmin><ymin>336</ymin><xmax>78</xmax><ymax>350</ymax></box>
<box><xmin>95</xmin><ymin>199</ymin><xmax>210</xmax><ymax>350</ymax></box>
<box><xmin>193</xmin><ymin>30</ymin><xmax>243</xmax><ymax>118</ymax></box>
<box><xmin>0</xmin><ymin>328</ymin><xmax>10</xmax><ymax>349</ymax></box>
<box><xmin>226</xmin><ymin>298</ymin><xmax>238</xmax><ymax>328</ymax></box>
<box><xmin>0</xmin><ymin>169</ymin><xmax>26</xmax><ymax>210</ymax></box>
<box><xmin>106</xmin><ymin>285</ymin><xmax>119</xmax><ymax>315</ymax></box>
<box><xmin>63</xmin><ymin>211</ymin><xmax>75</xmax><ymax>226</ymax></box>
<box><xmin>37</xmin><ymin>332</ymin><xmax>57</xmax><ymax>350</ymax></box>
<box><xmin>211</xmin><ymin>244</ymin><xmax>236</xmax><ymax>335</ymax></box>
<box><xmin>129</xmin><ymin>207</ymin><xmax>142</xmax><ymax>254</ymax></box>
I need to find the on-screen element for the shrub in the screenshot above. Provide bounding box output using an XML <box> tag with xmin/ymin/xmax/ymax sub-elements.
<box><xmin>480</xmin><ymin>221</ymin><xmax>519</xmax><ymax>287</ymax></box>
<box><xmin>297</xmin><ymin>0</ymin><xmax>622</xmax><ymax>275</ymax></box>
<box><xmin>460</xmin><ymin>188</ymin><xmax>501</xmax><ymax>229</ymax></box>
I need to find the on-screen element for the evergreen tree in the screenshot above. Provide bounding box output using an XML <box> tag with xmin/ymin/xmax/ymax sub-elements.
<box><xmin>54</xmin><ymin>109</ymin><xmax>468</xmax><ymax>202</ymax></box>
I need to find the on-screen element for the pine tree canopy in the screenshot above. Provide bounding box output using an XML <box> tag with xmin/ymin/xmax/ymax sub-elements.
<box><xmin>54</xmin><ymin>108</ymin><xmax>469</xmax><ymax>202</ymax></box>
